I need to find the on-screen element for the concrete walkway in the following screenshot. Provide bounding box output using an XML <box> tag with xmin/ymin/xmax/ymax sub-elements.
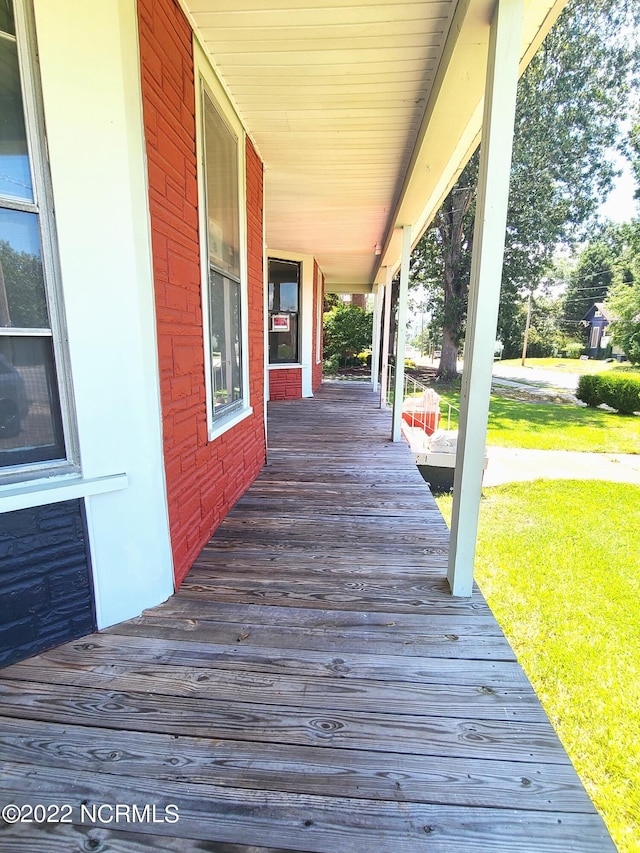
<box><xmin>484</xmin><ymin>446</ymin><xmax>640</xmax><ymax>487</ymax></box>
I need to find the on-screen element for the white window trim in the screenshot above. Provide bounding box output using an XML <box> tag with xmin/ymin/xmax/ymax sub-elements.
<box><xmin>194</xmin><ymin>40</ymin><xmax>250</xmax><ymax>442</ymax></box>
<box><xmin>267</xmin><ymin>250</ymin><xmax>314</xmax><ymax>396</ymax></box>
<box><xmin>0</xmin><ymin>0</ymin><xmax>79</xmax><ymax>486</ymax></box>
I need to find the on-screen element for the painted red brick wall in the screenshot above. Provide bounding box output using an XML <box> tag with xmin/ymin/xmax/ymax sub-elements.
<box><xmin>312</xmin><ymin>261</ymin><xmax>323</xmax><ymax>393</ymax></box>
<box><xmin>138</xmin><ymin>0</ymin><xmax>266</xmax><ymax>587</ymax></box>
<box><xmin>269</xmin><ymin>368</ymin><xmax>302</xmax><ymax>401</ymax></box>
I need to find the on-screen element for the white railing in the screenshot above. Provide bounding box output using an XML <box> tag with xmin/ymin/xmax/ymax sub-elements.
<box><xmin>386</xmin><ymin>365</ymin><xmax>459</xmax><ymax>431</ymax></box>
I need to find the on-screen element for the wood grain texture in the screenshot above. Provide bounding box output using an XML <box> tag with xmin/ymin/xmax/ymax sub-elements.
<box><xmin>0</xmin><ymin>762</ymin><xmax>613</xmax><ymax>853</ymax></box>
<box><xmin>0</xmin><ymin>383</ymin><xmax>614</xmax><ymax>850</ymax></box>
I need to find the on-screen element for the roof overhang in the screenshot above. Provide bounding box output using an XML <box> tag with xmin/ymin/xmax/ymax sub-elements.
<box><xmin>181</xmin><ymin>0</ymin><xmax>567</xmax><ymax>292</ymax></box>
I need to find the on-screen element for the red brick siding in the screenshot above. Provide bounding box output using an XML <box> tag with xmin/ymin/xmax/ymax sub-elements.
<box><xmin>138</xmin><ymin>0</ymin><xmax>266</xmax><ymax>587</ymax></box>
<box><xmin>312</xmin><ymin>261</ymin><xmax>323</xmax><ymax>392</ymax></box>
<box><xmin>269</xmin><ymin>368</ymin><xmax>302</xmax><ymax>400</ymax></box>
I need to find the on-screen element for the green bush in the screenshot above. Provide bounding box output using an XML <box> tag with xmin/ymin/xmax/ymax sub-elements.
<box><xmin>322</xmin><ymin>354</ymin><xmax>340</xmax><ymax>375</ymax></box>
<box><xmin>576</xmin><ymin>374</ymin><xmax>605</xmax><ymax>407</ymax></box>
<box><xmin>563</xmin><ymin>342</ymin><xmax>585</xmax><ymax>359</ymax></box>
<box><xmin>577</xmin><ymin>373</ymin><xmax>640</xmax><ymax>414</ymax></box>
<box><xmin>323</xmin><ymin>303</ymin><xmax>373</xmax><ymax>366</ymax></box>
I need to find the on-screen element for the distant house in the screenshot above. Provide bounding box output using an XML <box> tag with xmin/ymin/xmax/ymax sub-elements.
<box><xmin>582</xmin><ymin>303</ymin><xmax>625</xmax><ymax>360</ymax></box>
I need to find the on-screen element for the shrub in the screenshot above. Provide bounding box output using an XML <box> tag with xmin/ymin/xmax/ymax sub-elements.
<box><xmin>322</xmin><ymin>354</ymin><xmax>340</xmax><ymax>375</ymax></box>
<box><xmin>563</xmin><ymin>342</ymin><xmax>585</xmax><ymax>359</ymax></box>
<box><xmin>323</xmin><ymin>303</ymin><xmax>373</xmax><ymax>365</ymax></box>
<box><xmin>577</xmin><ymin>373</ymin><xmax>640</xmax><ymax>414</ymax></box>
<box><xmin>576</xmin><ymin>374</ymin><xmax>605</xmax><ymax>407</ymax></box>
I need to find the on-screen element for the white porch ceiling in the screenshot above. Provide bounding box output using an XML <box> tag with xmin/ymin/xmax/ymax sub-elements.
<box><xmin>183</xmin><ymin>0</ymin><xmax>567</xmax><ymax>292</ymax></box>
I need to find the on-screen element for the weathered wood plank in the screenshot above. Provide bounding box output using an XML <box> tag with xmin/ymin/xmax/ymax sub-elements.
<box><xmin>145</xmin><ymin>599</ymin><xmax>496</xmax><ymax>631</ymax></box>
<box><xmin>0</xmin><ymin>821</ymin><xmax>304</xmax><ymax>853</ymax></box>
<box><xmin>1</xmin><ymin>660</ymin><xmax>547</xmax><ymax>722</ymax></box>
<box><xmin>0</xmin><ymin>762</ymin><xmax>613</xmax><ymax>853</ymax></box>
<box><xmin>34</xmin><ymin>632</ymin><xmax>522</xmax><ymax>686</ymax></box>
<box><xmin>0</xmin><ymin>716</ymin><xmax>596</xmax><ymax>812</ymax></box>
<box><xmin>0</xmin><ymin>681</ymin><xmax>573</xmax><ymax>764</ymax></box>
<box><xmin>175</xmin><ymin>580</ymin><xmax>488</xmax><ymax>615</ymax></box>
<box><xmin>109</xmin><ymin>616</ymin><xmax>516</xmax><ymax>661</ymax></box>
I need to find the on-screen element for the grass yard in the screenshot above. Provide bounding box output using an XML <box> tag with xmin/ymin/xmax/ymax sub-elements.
<box><xmin>437</xmin><ymin>481</ymin><xmax>640</xmax><ymax>853</ymax></box>
<box><xmin>436</xmin><ymin>391</ymin><xmax>640</xmax><ymax>453</ymax></box>
<box><xmin>497</xmin><ymin>357</ymin><xmax>640</xmax><ymax>376</ymax></box>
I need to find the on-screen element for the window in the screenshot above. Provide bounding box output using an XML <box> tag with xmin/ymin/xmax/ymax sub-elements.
<box><xmin>0</xmin><ymin>0</ymin><xmax>72</xmax><ymax>475</ymax></box>
<box><xmin>269</xmin><ymin>259</ymin><xmax>300</xmax><ymax>364</ymax></box>
<box><xmin>590</xmin><ymin>325</ymin><xmax>599</xmax><ymax>349</ymax></box>
<box><xmin>201</xmin><ymin>88</ymin><xmax>244</xmax><ymax>421</ymax></box>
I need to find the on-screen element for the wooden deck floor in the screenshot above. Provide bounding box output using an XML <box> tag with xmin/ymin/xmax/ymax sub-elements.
<box><xmin>0</xmin><ymin>382</ymin><xmax>614</xmax><ymax>851</ymax></box>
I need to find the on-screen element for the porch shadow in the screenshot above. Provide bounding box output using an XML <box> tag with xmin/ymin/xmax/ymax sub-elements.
<box><xmin>0</xmin><ymin>382</ymin><xmax>614</xmax><ymax>851</ymax></box>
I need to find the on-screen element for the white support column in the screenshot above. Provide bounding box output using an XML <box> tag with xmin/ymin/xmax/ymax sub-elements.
<box><xmin>379</xmin><ymin>267</ymin><xmax>393</xmax><ymax>408</ymax></box>
<box><xmin>391</xmin><ymin>225</ymin><xmax>412</xmax><ymax>442</ymax></box>
<box><xmin>447</xmin><ymin>0</ymin><xmax>523</xmax><ymax>597</ymax></box>
<box><xmin>371</xmin><ymin>284</ymin><xmax>383</xmax><ymax>392</ymax></box>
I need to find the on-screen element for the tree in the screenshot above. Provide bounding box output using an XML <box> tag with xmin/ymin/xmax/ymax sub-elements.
<box><xmin>323</xmin><ymin>302</ymin><xmax>373</xmax><ymax>369</ymax></box>
<box><xmin>608</xmin><ymin>279</ymin><xmax>640</xmax><ymax>363</ymax></box>
<box><xmin>563</xmin><ymin>239</ymin><xmax>617</xmax><ymax>336</ymax></box>
<box><xmin>323</xmin><ymin>292</ymin><xmax>341</xmax><ymax>312</ymax></box>
<box><xmin>410</xmin><ymin>0</ymin><xmax>640</xmax><ymax>378</ymax></box>
<box><xmin>0</xmin><ymin>240</ymin><xmax>47</xmax><ymax>328</ymax></box>
<box><xmin>629</xmin><ymin>107</ymin><xmax>640</xmax><ymax>202</ymax></box>
<box><xmin>606</xmin><ymin>221</ymin><xmax>640</xmax><ymax>362</ymax></box>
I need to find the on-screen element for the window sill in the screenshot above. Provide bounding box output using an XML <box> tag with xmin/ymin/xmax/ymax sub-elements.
<box><xmin>208</xmin><ymin>405</ymin><xmax>254</xmax><ymax>442</ymax></box>
<box><xmin>268</xmin><ymin>363</ymin><xmax>302</xmax><ymax>370</ymax></box>
<box><xmin>0</xmin><ymin>472</ymin><xmax>128</xmax><ymax>514</ymax></box>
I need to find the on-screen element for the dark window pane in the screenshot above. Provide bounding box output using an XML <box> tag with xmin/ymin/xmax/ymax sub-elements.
<box><xmin>0</xmin><ymin>1</ymin><xmax>15</xmax><ymax>36</ymax></box>
<box><xmin>0</xmin><ymin>336</ymin><xmax>65</xmax><ymax>468</ymax></box>
<box><xmin>203</xmin><ymin>93</ymin><xmax>240</xmax><ymax>280</ymax></box>
<box><xmin>0</xmin><ymin>208</ymin><xmax>49</xmax><ymax>328</ymax></box>
<box><xmin>0</xmin><ymin>28</ymin><xmax>33</xmax><ymax>202</ymax></box>
<box><xmin>269</xmin><ymin>259</ymin><xmax>300</xmax><ymax>363</ymax></box>
<box><xmin>209</xmin><ymin>270</ymin><xmax>243</xmax><ymax>418</ymax></box>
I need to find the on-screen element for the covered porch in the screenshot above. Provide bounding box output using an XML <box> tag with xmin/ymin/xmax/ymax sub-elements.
<box><xmin>0</xmin><ymin>384</ymin><xmax>613</xmax><ymax>851</ymax></box>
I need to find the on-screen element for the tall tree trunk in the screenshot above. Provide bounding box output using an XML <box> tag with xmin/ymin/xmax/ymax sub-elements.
<box><xmin>439</xmin><ymin>326</ymin><xmax>460</xmax><ymax>378</ymax></box>
<box><xmin>436</xmin><ymin>186</ymin><xmax>475</xmax><ymax>380</ymax></box>
<box><xmin>388</xmin><ymin>277</ymin><xmax>400</xmax><ymax>368</ymax></box>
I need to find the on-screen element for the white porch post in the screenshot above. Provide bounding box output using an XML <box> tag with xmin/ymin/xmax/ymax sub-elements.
<box><xmin>391</xmin><ymin>225</ymin><xmax>412</xmax><ymax>441</ymax></box>
<box><xmin>371</xmin><ymin>284</ymin><xmax>383</xmax><ymax>392</ymax></box>
<box><xmin>447</xmin><ymin>0</ymin><xmax>523</xmax><ymax>596</ymax></box>
<box><xmin>379</xmin><ymin>267</ymin><xmax>393</xmax><ymax>408</ymax></box>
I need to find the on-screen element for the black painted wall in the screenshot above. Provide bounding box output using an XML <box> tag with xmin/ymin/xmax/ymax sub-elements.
<box><xmin>0</xmin><ymin>499</ymin><xmax>96</xmax><ymax>668</ymax></box>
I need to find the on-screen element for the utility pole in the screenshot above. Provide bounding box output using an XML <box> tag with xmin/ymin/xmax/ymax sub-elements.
<box><xmin>521</xmin><ymin>290</ymin><xmax>532</xmax><ymax>366</ymax></box>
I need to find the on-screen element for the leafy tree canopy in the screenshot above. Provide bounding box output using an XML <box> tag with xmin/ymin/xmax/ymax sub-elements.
<box><xmin>323</xmin><ymin>302</ymin><xmax>372</xmax><ymax>367</ymax></box>
<box><xmin>606</xmin><ymin>221</ymin><xmax>640</xmax><ymax>362</ymax></box>
<box><xmin>0</xmin><ymin>240</ymin><xmax>48</xmax><ymax>328</ymax></box>
<box><xmin>410</xmin><ymin>0</ymin><xmax>640</xmax><ymax>377</ymax></box>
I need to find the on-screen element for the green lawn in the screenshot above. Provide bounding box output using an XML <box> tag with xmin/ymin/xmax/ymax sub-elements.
<box><xmin>437</xmin><ymin>481</ymin><xmax>640</xmax><ymax>853</ymax></box>
<box><xmin>436</xmin><ymin>392</ymin><xmax>640</xmax><ymax>453</ymax></box>
<box><xmin>497</xmin><ymin>357</ymin><xmax>640</xmax><ymax>376</ymax></box>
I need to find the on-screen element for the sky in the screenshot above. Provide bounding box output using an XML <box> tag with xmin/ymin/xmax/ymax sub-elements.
<box><xmin>599</xmin><ymin>150</ymin><xmax>638</xmax><ymax>223</ymax></box>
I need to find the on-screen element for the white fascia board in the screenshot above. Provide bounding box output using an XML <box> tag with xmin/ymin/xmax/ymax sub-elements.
<box><xmin>267</xmin><ymin>249</ymin><xmax>315</xmax><ymax>397</ymax></box>
<box><xmin>32</xmin><ymin>0</ymin><xmax>174</xmax><ymax>626</ymax></box>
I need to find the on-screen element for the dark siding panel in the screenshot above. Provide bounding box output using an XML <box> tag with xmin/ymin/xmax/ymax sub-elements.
<box><xmin>0</xmin><ymin>499</ymin><xmax>95</xmax><ymax>668</ymax></box>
